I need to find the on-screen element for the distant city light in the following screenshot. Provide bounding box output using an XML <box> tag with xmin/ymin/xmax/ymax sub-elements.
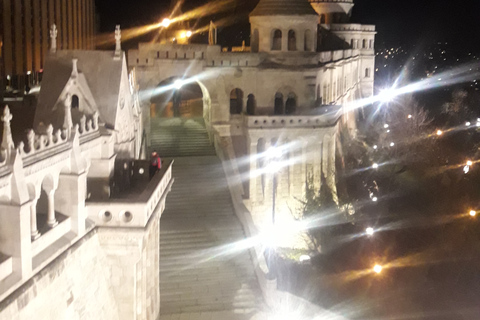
<box><xmin>372</xmin><ymin>197</ymin><xmax>378</xmax><ymax>202</ymax></box>
<box><xmin>408</xmin><ymin>114</ymin><xmax>412</xmax><ymax>119</ymax></box>
<box><xmin>390</xmin><ymin>142</ymin><xmax>395</xmax><ymax>147</ymax></box>
<box><xmin>384</xmin><ymin>124</ymin><xmax>389</xmax><ymax>129</ymax></box>
<box><xmin>373</xmin><ymin>264</ymin><xmax>383</xmax><ymax>274</ymax></box>
<box><xmin>366</xmin><ymin>227</ymin><xmax>375</xmax><ymax>236</ymax></box>
<box><xmin>466</xmin><ymin>122</ymin><xmax>471</xmax><ymax>126</ymax></box>
<box><xmin>469</xmin><ymin>210</ymin><xmax>476</xmax><ymax>217</ymax></box>
<box><xmin>378</xmin><ymin>88</ymin><xmax>396</xmax><ymax>103</ymax></box>
<box><xmin>373</xmin><ymin>145</ymin><xmax>378</xmax><ymax>150</ymax></box>
<box><xmin>463</xmin><ymin>165</ymin><xmax>470</xmax><ymax>174</ymax></box>
<box><xmin>299</xmin><ymin>255</ymin><xmax>311</xmax><ymax>262</ymax></box>
<box><xmin>186</xmin><ymin>31</ymin><xmax>192</xmax><ymax>37</ymax></box>
<box><xmin>436</xmin><ymin>130</ymin><xmax>443</xmax><ymax>136</ymax></box>
<box><xmin>372</xmin><ymin>163</ymin><xmax>379</xmax><ymax>169</ymax></box>
<box><xmin>466</xmin><ymin>160</ymin><xmax>473</xmax><ymax>166</ymax></box>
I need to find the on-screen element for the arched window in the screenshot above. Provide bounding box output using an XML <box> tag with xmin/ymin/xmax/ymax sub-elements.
<box><xmin>285</xmin><ymin>93</ymin><xmax>297</xmax><ymax>115</ymax></box>
<box><xmin>71</xmin><ymin>95</ymin><xmax>79</xmax><ymax>109</ymax></box>
<box><xmin>271</xmin><ymin>29</ymin><xmax>282</xmax><ymax>51</ymax></box>
<box><xmin>320</xmin><ymin>14</ymin><xmax>326</xmax><ymax>24</ymax></box>
<box><xmin>252</xmin><ymin>29</ymin><xmax>259</xmax><ymax>53</ymax></box>
<box><xmin>246</xmin><ymin>94</ymin><xmax>256</xmax><ymax>115</ymax></box>
<box><xmin>274</xmin><ymin>92</ymin><xmax>284</xmax><ymax>115</ymax></box>
<box><xmin>288</xmin><ymin>30</ymin><xmax>296</xmax><ymax>51</ymax></box>
<box><xmin>230</xmin><ymin>88</ymin><xmax>244</xmax><ymax>114</ymax></box>
<box><xmin>304</xmin><ymin>30</ymin><xmax>313</xmax><ymax>51</ymax></box>
<box><xmin>365</xmin><ymin>68</ymin><xmax>371</xmax><ymax>78</ymax></box>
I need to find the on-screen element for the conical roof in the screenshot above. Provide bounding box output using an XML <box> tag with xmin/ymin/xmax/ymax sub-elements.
<box><xmin>250</xmin><ymin>0</ymin><xmax>318</xmax><ymax>16</ymax></box>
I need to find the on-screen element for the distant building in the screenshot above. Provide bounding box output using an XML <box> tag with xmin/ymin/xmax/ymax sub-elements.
<box><xmin>0</xmin><ymin>0</ymin><xmax>96</xmax><ymax>93</ymax></box>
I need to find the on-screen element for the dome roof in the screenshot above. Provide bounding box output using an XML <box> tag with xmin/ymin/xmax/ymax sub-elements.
<box><xmin>250</xmin><ymin>0</ymin><xmax>318</xmax><ymax>17</ymax></box>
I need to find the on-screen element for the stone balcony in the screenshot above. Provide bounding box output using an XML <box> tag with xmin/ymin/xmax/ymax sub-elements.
<box><xmin>86</xmin><ymin>159</ymin><xmax>174</xmax><ymax>228</ymax></box>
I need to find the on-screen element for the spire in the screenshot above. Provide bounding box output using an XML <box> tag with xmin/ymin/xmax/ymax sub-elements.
<box><xmin>63</xmin><ymin>94</ymin><xmax>73</xmax><ymax>138</ymax></box>
<box><xmin>71</xmin><ymin>59</ymin><xmax>79</xmax><ymax>79</ymax></box>
<box><xmin>50</xmin><ymin>24</ymin><xmax>58</xmax><ymax>53</ymax></box>
<box><xmin>2</xmin><ymin>105</ymin><xmax>15</xmax><ymax>160</ymax></box>
<box><xmin>114</xmin><ymin>25</ymin><xmax>122</xmax><ymax>60</ymax></box>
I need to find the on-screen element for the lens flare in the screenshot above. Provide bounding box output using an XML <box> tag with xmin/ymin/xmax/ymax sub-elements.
<box><xmin>469</xmin><ymin>210</ymin><xmax>476</xmax><ymax>217</ymax></box>
<box><xmin>373</xmin><ymin>264</ymin><xmax>383</xmax><ymax>274</ymax></box>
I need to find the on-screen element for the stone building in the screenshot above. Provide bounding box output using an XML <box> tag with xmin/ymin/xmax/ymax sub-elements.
<box><xmin>129</xmin><ymin>0</ymin><xmax>376</xmax><ymax>247</ymax></box>
<box><xmin>0</xmin><ymin>27</ymin><xmax>172</xmax><ymax>320</ymax></box>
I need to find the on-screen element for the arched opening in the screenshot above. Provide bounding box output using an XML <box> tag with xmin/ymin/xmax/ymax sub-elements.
<box><xmin>288</xmin><ymin>30</ymin><xmax>296</xmax><ymax>51</ymax></box>
<box><xmin>363</xmin><ymin>39</ymin><xmax>367</xmax><ymax>48</ymax></box>
<box><xmin>150</xmin><ymin>77</ymin><xmax>205</xmax><ymax>118</ymax></box>
<box><xmin>247</xmin><ymin>94</ymin><xmax>256</xmax><ymax>115</ymax></box>
<box><xmin>71</xmin><ymin>95</ymin><xmax>79</xmax><ymax>109</ymax></box>
<box><xmin>271</xmin><ymin>29</ymin><xmax>282</xmax><ymax>51</ymax></box>
<box><xmin>365</xmin><ymin>68</ymin><xmax>371</xmax><ymax>78</ymax></box>
<box><xmin>274</xmin><ymin>92</ymin><xmax>284</xmax><ymax>115</ymax></box>
<box><xmin>230</xmin><ymin>88</ymin><xmax>244</xmax><ymax>114</ymax></box>
<box><xmin>304</xmin><ymin>30</ymin><xmax>313</xmax><ymax>51</ymax></box>
<box><xmin>252</xmin><ymin>29</ymin><xmax>259</xmax><ymax>53</ymax></box>
<box><xmin>285</xmin><ymin>93</ymin><xmax>297</xmax><ymax>115</ymax></box>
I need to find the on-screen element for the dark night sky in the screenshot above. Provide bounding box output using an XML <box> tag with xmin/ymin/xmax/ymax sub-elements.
<box><xmin>96</xmin><ymin>0</ymin><xmax>480</xmax><ymax>52</ymax></box>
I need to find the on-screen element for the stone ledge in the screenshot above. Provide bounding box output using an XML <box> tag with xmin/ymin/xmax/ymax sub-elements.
<box><xmin>0</xmin><ymin>254</ymin><xmax>12</xmax><ymax>282</ymax></box>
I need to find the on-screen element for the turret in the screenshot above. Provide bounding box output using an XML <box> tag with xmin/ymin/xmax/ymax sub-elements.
<box><xmin>249</xmin><ymin>0</ymin><xmax>319</xmax><ymax>53</ymax></box>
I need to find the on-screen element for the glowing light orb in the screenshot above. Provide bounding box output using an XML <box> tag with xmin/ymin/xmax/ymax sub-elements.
<box><xmin>179</xmin><ymin>31</ymin><xmax>187</xmax><ymax>39</ymax></box>
<box><xmin>386</xmin><ymin>129</ymin><xmax>391</xmax><ymax>133</ymax></box>
<box><xmin>186</xmin><ymin>31</ymin><xmax>192</xmax><ymax>37</ymax></box>
<box><xmin>160</xmin><ymin>18</ymin><xmax>171</xmax><ymax>28</ymax></box>
<box><xmin>366</xmin><ymin>227</ymin><xmax>375</xmax><ymax>236</ymax></box>
<box><xmin>477</xmin><ymin>122</ymin><xmax>480</xmax><ymax>127</ymax></box>
<box><xmin>173</xmin><ymin>79</ymin><xmax>184</xmax><ymax>90</ymax></box>
<box><xmin>378</xmin><ymin>88</ymin><xmax>396</xmax><ymax>103</ymax></box>
<box><xmin>373</xmin><ymin>145</ymin><xmax>378</xmax><ymax>150</ymax></box>
<box><xmin>299</xmin><ymin>255</ymin><xmax>311</xmax><ymax>262</ymax></box>
<box><xmin>384</xmin><ymin>124</ymin><xmax>389</xmax><ymax>129</ymax></box>
<box><xmin>372</xmin><ymin>196</ymin><xmax>378</xmax><ymax>202</ymax></box>
<box><xmin>408</xmin><ymin>114</ymin><xmax>413</xmax><ymax>119</ymax></box>
<box><xmin>436</xmin><ymin>130</ymin><xmax>443</xmax><ymax>136</ymax></box>
<box><xmin>372</xmin><ymin>163</ymin><xmax>379</xmax><ymax>169</ymax></box>
<box><xmin>467</xmin><ymin>160</ymin><xmax>473</xmax><ymax>166</ymax></box>
<box><xmin>469</xmin><ymin>210</ymin><xmax>476</xmax><ymax>217</ymax></box>
<box><xmin>373</xmin><ymin>264</ymin><xmax>383</xmax><ymax>274</ymax></box>
<box><xmin>390</xmin><ymin>142</ymin><xmax>395</xmax><ymax>147</ymax></box>
<box><xmin>466</xmin><ymin>122</ymin><xmax>471</xmax><ymax>126</ymax></box>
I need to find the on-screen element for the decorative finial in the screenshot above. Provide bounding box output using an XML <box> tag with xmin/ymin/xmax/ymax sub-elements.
<box><xmin>50</xmin><ymin>24</ymin><xmax>58</xmax><ymax>53</ymax></box>
<box><xmin>71</xmin><ymin>59</ymin><xmax>79</xmax><ymax>79</ymax></box>
<box><xmin>2</xmin><ymin>106</ymin><xmax>15</xmax><ymax>160</ymax></box>
<box><xmin>114</xmin><ymin>25</ymin><xmax>122</xmax><ymax>60</ymax></box>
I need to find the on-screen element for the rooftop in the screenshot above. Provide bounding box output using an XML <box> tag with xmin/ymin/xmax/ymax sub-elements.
<box><xmin>250</xmin><ymin>0</ymin><xmax>318</xmax><ymax>17</ymax></box>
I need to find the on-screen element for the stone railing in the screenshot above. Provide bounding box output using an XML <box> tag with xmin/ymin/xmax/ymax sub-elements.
<box><xmin>86</xmin><ymin>160</ymin><xmax>174</xmax><ymax>228</ymax></box>
<box><xmin>245</xmin><ymin>106</ymin><xmax>342</xmax><ymax>129</ymax></box>
<box><xmin>330</xmin><ymin>23</ymin><xmax>376</xmax><ymax>32</ymax></box>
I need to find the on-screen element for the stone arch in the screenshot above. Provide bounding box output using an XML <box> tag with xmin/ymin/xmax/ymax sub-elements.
<box><xmin>274</xmin><ymin>92</ymin><xmax>284</xmax><ymax>115</ymax></box>
<box><xmin>271</xmin><ymin>29</ymin><xmax>282</xmax><ymax>51</ymax></box>
<box><xmin>252</xmin><ymin>29</ymin><xmax>259</xmax><ymax>53</ymax></box>
<box><xmin>288</xmin><ymin>30</ymin><xmax>296</xmax><ymax>51</ymax></box>
<box><xmin>246</xmin><ymin>94</ymin><xmax>256</xmax><ymax>115</ymax></box>
<box><xmin>285</xmin><ymin>92</ymin><xmax>297</xmax><ymax>115</ymax></box>
<box><xmin>230</xmin><ymin>88</ymin><xmax>244</xmax><ymax>115</ymax></box>
<box><xmin>304</xmin><ymin>29</ymin><xmax>313</xmax><ymax>51</ymax></box>
<box><xmin>36</xmin><ymin>174</ymin><xmax>56</xmax><ymax>226</ymax></box>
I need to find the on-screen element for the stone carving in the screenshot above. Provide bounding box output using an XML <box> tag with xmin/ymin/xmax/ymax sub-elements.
<box><xmin>50</xmin><ymin>24</ymin><xmax>57</xmax><ymax>53</ymax></box>
<box><xmin>1</xmin><ymin>106</ymin><xmax>14</xmax><ymax>158</ymax></box>
<box><xmin>114</xmin><ymin>25</ymin><xmax>122</xmax><ymax>60</ymax></box>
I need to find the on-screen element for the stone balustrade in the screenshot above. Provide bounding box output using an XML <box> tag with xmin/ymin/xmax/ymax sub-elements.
<box><xmin>86</xmin><ymin>160</ymin><xmax>174</xmax><ymax>228</ymax></box>
<box><xmin>330</xmin><ymin>23</ymin><xmax>376</xmax><ymax>32</ymax></box>
<box><xmin>244</xmin><ymin>105</ymin><xmax>342</xmax><ymax>128</ymax></box>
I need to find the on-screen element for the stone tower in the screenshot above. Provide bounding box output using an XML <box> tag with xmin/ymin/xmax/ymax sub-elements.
<box><xmin>249</xmin><ymin>0</ymin><xmax>319</xmax><ymax>53</ymax></box>
<box><xmin>309</xmin><ymin>0</ymin><xmax>355</xmax><ymax>24</ymax></box>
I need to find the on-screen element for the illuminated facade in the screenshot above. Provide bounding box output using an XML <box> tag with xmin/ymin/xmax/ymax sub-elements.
<box><xmin>129</xmin><ymin>0</ymin><xmax>376</xmax><ymax>248</ymax></box>
<box><xmin>0</xmin><ymin>0</ymin><xmax>96</xmax><ymax>91</ymax></box>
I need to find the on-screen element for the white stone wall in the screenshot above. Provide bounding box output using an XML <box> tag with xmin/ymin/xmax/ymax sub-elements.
<box><xmin>0</xmin><ymin>230</ymin><xmax>119</xmax><ymax>320</ymax></box>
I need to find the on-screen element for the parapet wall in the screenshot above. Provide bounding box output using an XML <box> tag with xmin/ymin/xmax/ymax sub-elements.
<box><xmin>0</xmin><ymin>229</ymin><xmax>119</xmax><ymax>320</ymax></box>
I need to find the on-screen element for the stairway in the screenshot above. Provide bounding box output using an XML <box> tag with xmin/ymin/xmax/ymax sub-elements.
<box><xmin>149</xmin><ymin>117</ymin><xmax>216</xmax><ymax>157</ymax></box>
<box><xmin>152</xmin><ymin>119</ymin><xmax>267</xmax><ymax>319</ymax></box>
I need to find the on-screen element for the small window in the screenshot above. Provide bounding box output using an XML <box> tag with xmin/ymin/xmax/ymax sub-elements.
<box><xmin>272</xmin><ymin>29</ymin><xmax>282</xmax><ymax>51</ymax></box>
<box><xmin>71</xmin><ymin>95</ymin><xmax>79</xmax><ymax>109</ymax></box>
<box><xmin>288</xmin><ymin>30</ymin><xmax>296</xmax><ymax>51</ymax></box>
<box><xmin>365</xmin><ymin>68</ymin><xmax>371</xmax><ymax>78</ymax></box>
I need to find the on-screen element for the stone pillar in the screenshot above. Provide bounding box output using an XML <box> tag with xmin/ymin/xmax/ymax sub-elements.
<box><xmin>30</xmin><ymin>200</ymin><xmax>40</xmax><ymax>240</ymax></box>
<box><xmin>248</xmin><ymin>138</ymin><xmax>258</xmax><ymax>203</ymax></box>
<box><xmin>46</xmin><ymin>190</ymin><xmax>58</xmax><ymax>228</ymax></box>
<box><xmin>55</xmin><ymin>172</ymin><xmax>87</xmax><ymax>236</ymax></box>
<box><xmin>281</xmin><ymin>29</ymin><xmax>288</xmax><ymax>52</ymax></box>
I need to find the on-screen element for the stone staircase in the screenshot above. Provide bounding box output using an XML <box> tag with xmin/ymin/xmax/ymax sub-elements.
<box><xmin>151</xmin><ymin>119</ymin><xmax>267</xmax><ymax>319</ymax></box>
<box><xmin>149</xmin><ymin>117</ymin><xmax>216</xmax><ymax>157</ymax></box>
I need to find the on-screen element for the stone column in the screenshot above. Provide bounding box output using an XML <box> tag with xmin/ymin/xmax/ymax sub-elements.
<box><xmin>30</xmin><ymin>200</ymin><xmax>40</xmax><ymax>240</ymax></box>
<box><xmin>47</xmin><ymin>190</ymin><xmax>58</xmax><ymax>228</ymax></box>
<box><xmin>248</xmin><ymin>138</ymin><xmax>258</xmax><ymax>203</ymax></box>
<box><xmin>281</xmin><ymin>30</ymin><xmax>288</xmax><ymax>52</ymax></box>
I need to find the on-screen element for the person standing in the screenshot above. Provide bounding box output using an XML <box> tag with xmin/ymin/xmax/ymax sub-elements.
<box><xmin>150</xmin><ymin>151</ymin><xmax>162</xmax><ymax>178</ymax></box>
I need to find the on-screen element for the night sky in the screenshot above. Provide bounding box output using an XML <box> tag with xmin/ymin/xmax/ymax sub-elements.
<box><xmin>96</xmin><ymin>0</ymin><xmax>480</xmax><ymax>52</ymax></box>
